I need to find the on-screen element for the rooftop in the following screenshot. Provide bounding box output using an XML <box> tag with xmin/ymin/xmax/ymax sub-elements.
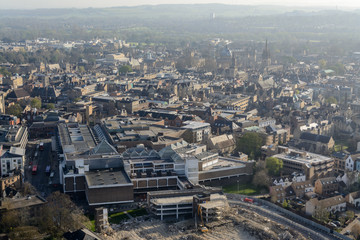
<box><xmin>85</xmin><ymin>168</ymin><xmax>132</xmax><ymax>188</ymax></box>
<box><xmin>181</xmin><ymin>121</ymin><xmax>210</xmax><ymax>130</ymax></box>
<box><xmin>273</xmin><ymin>149</ymin><xmax>332</xmax><ymax>166</ymax></box>
<box><xmin>0</xmin><ymin>195</ymin><xmax>46</xmax><ymax>210</ymax></box>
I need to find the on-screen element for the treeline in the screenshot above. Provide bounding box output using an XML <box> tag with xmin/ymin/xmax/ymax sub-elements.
<box><xmin>0</xmin><ymin>191</ymin><xmax>89</xmax><ymax>239</ymax></box>
<box><xmin>0</xmin><ymin>47</ymin><xmax>98</xmax><ymax>65</ymax></box>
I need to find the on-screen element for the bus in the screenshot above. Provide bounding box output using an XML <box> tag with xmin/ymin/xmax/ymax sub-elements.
<box><xmin>39</xmin><ymin>142</ymin><xmax>44</xmax><ymax>151</ymax></box>
<box><xmin>32</xmin><ymin>165</ymin><xmax>38</xmax><ymax>175</ymax></box>
<box><xmin>45</xmin><ymin>165</ymin><xmax>51</xmax><ymax>175</ymax></box>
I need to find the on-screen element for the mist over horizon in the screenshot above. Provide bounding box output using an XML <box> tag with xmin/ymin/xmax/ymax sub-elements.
<box><xmin>1</xmin><ymin>0</ymin><xmax>360</xmax><ymax>10</ymax></box>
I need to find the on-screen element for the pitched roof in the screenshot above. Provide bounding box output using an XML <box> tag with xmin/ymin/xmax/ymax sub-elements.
<box><xmin>300</xmin><ymin>132</ymin><xmax>331</xmax><ymax>144</ymax></box>
<box><xmin>7</xmin><ymin>88</ymin><xmax>30</xmax><ymax>99</ymax></box>
<box><xmin>90</xmin><ymin>140</ymin><xmax>118</xmax><ymax>155</ymax></box>
<box><xmin>310</xmin><ymin>195</ymin><xmax>345</xmax><ymax>209</ymax></box>
<box><xmin>348</xmin><ymin>191</ymin><xmax>360</xmax><ymax>200</ymax></box>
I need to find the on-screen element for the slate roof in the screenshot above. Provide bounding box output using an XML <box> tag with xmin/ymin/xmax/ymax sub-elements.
<box><xmin>332</xmin><ymin>151</ymin><xmax>348</xmax><ymax>160</ymax></box>
<box><xmin>7</xmin><ymin>88</ymin><xmax>30</xmax><ymax>99</ymax></box>
<box><xmin>300</xmin><ymin>132</ymin><xmax>331</xmax><ymax>144</ymax></box>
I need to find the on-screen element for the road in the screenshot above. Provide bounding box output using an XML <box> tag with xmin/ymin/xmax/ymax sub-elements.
<box><xmin>228</xmin><ymin>199</ymin><xmax>330</xmax><ymax>240</ymax></box>
<box><xmin>25</xmin><ymin>141</ymin><xmax>54</xmax><ymax>198</ymax></box>
<box><xmin>227</xmin><ymin>194</ymin><xmax>351</xmax><ymax>240</ymax></box>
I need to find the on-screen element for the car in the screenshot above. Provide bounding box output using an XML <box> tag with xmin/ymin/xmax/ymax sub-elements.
<box><xmin>333</xmin><ymin>221</ymin><xmax>341</xmax><ymax>227</ymax></box>
<box><xmin>329</xmin><ymin>222</ymin><xmax>337</xmax><ymax>227</ymax></box>
<box><xmin>344</xmin><ymin>230</ymin><xmax>351</xmax><ymax>235</ymax></box>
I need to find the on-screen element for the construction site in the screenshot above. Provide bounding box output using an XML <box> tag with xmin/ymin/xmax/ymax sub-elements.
<box><xmin>102</xmin><ymin>203</ymin><xmax>307</xmax><ymax>240</ymax></box>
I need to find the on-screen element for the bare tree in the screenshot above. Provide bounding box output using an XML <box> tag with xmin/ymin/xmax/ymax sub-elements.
<box><xmin>252</xmin><ymin>169</ymin><xmax>270</xmax><ymax>188</ymax></box>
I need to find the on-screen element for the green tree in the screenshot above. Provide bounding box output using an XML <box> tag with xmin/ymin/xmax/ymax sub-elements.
<box><xmin>78</xmin><ymin>66</ymin><xmax>85</xmax><ymax>73</ymax></box>
<box><xmin>30</xmin><ymin>98</ymin><xmax>41</xmax><ymax>109</ymax></box>
<box><xmin>118</xmin><ymin>65</ymin><xmax>132</xmax><ymax>74</ymax></box>
<box><xmin>236</xmin><ymin>132</ymin><xmax>264</xmax><ymax>159</ymax></box>
<box><xmin>282</xmin><ymin>199</ymin><xmax>291</xmax><ymax>208</ymax></box>
<box><xmin>6</xmin><ymin>104</ymin><xmax>22</xmax><ymax>117</ymax></box>
<box><xmin>0</xmin><ymin>67</ymin><xmax>10</xmax><ymax>77</ymax></box>
<box><xmin>318</xmin><ymin>59</ymin><xmax>327</xmax><ymax>69</ymax></box>
<box><xmin>46</xmin><ymin>103</ymin><xmax>55</xmax><ymax>110</ymax></box>
<box><xmin>346</xmin><ymin>210</ymin><xmax>355</xmax><ymax>220</ymax></box>
<box><xmin>265</xmin><ymin>157</ymin><xmax>283</xmax><ymax>176</ymax></box>
<box><xmin>326</xmin><ymin>96</ymin><xmax>338</xmax><ymax>105</ymax></box>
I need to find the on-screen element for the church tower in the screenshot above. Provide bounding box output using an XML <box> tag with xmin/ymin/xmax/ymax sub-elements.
<box><xmin>262</xmin><ymin>39</ymin><xmax>271</xmax><ymax>68</ymax></box>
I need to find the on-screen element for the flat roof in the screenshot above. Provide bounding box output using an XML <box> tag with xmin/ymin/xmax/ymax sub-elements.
<box><xmin>151</xmin><ymin>195</ymin><xmax>193</xmax><ymax>205</ymax></box>
<box><xmin>0</xmin><ymin>195</ymin><xmax>46</xmax><ymax>210</ymax></box>
<box><xmin>85</xmin><ymin>169</ymin><xmax>132</xmax><ymax>188</ymax></box>
<box><xmin>273</xmin><ymin>150</ymin><xmax>332</xmax><ymax>165</ymax></box>
<box><xmin>182</xmin><ymin>121</ymin><xmax>210</xmax><ymax>130</ymax></box>
<box><xmin>202</xmin><ymin>157</ymin><xmax>245</xmax><ymax>171</ymax></box>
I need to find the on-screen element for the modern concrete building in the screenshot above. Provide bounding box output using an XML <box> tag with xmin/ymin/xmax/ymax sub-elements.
<box><xmin>147</xmin><ymin>187</ymin><xmax>226</xmax><ymax>221</ymax></box>
<box><xmin>181</xmin><ymin>121</ymin><xmax>211</xmax><ymax>143</ymax></box>
<box><xmin>58</xmin><ymin>123</ymin><xmax>129</xmax><ymax>205</ymax></box>
<box><xmin>272</xmin><ymin>148</ymin><xmax>333</xmax><ymax>179</ymax></box>
<box><xmin>0</xmin><ymin>125</ymin><xmax>28</xmax><ymax>150</ymax></box>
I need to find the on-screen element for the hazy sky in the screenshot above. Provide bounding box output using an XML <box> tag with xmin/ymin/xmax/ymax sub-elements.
<box><xmin>1</xmin><ymin>0</ymin><xmax>360</xmax><ymax>9</ymax></box>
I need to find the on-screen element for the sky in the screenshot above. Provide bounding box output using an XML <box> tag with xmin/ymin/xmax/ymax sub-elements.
<box><xmin>1</xmin><ymin>0</ymin><xmax>360</xmax><ymax>9</ymax></box>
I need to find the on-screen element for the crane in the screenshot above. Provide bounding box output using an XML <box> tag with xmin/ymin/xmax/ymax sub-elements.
<box><xmin>197</xmin><ymin>205</ymin><xmax>208</xmax><ymax>233</ymax></box>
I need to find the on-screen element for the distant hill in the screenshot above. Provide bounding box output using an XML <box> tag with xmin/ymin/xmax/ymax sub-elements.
<box><xmin>0</xmin><ymin>4</ymin><xmax>346</xmax><ymax>19</ymax></box>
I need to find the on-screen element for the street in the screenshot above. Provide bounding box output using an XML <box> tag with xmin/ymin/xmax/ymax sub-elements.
<box><xmin>25</xmin><ymin>139</ymin><xmax>57</xmax><ymax>198</ymax></box>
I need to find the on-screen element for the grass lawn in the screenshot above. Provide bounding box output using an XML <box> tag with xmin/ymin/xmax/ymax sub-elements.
<box><xmin>334</xmin><ymin>144</ymin><xmax>348</xmax><ymax>152</ymax></box>
<box><xmin>127</xmin><ymin>208</ymin><xmax>148</xmax><ymax>218</ymax></box>
<box><xmin>109</xmin><ymin>212</ymin><xmax>130</xmax><ymax>224</ymax></box>
<box><xmin>223</xmin><ymin>183</ymin><xmax>267</xmax><ymax>195</ymax></box>
<box><xmin>83</xmin><ymin>214</ymin><xmax>96</xmax><ymax>232</ymax></box>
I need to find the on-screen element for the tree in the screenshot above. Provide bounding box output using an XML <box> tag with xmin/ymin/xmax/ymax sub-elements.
<box><xmin>78</xmin><ymin>66</ymin><xmax>85</xmax><ymax>73</ymax></box>
<box><xmin>252</xmin><ymin>169</ymin><xmax>270</xmax><ymax>188</ymax></box>
<box><xmin>313</xmin><ymin>207</ymin><xmax>330</xmax><ymax>223</ymax></box>
<box><xmin>265</xmin><ymin>157</ymin><xmax>283</xmax><ymax>176</ymax></box>
<box><xmin>6</xmin><ymin>104</ymin><xmax>22</xmax><ymax>117</ymax></box>
<box><xmin>46</xmin><ymin>103</ymin><xmax>55</xmax><ymax>110</ymax></box>
<box><xmin>38</xmin><ymin>191</ymin><xmax>86</xmax><ymax>236</ymax></box>
<box><xmin>0</xmin><ymin>67</ymin><xmax>10</xmax><ymax>77</ymax></box>
<box><xmin>0</xmin><ymin>206</ymin><xmax>20</xmax><ymax>232</ymax></box>
<box><xmin>282</xmin><ymin>199</ymin><xmax>291</xmax><ymax>208</ymax></box>
<box><xmin>8</xmin><ymin>226</ymin><xmax>43</xmax><ymax>240</ymax></box>
<box><xmin>21</xmin><ymin>182</ymin><xmax>36</xmax><ymax>195</ymax></box>
<box><xmin>236</xmin><ymin>132</ymin><xmax>264</xmax><ymax>160</ymax></box>
<box><xmin>326</xmin><ymin>96</ymin><xmax>337</xmax><ymax>105</ymax></box>
<box><xmin>318</xmin><ymin>59</ymin><xmax>327</xmax><ymax>69</ymax></box>
<box><xmin>30</xmin><ymin>97</ymin><xmax>41</xmax><ymax>109</ymax></box>
<box><xmin>118</xmin><ymin>65</ymin><xmax>132</xmax><ymax>74</ymax></box>
<box><xmin>346</xmin><ymin>210</ymin><xmax>355</xmax><ymax>220</ymax></box>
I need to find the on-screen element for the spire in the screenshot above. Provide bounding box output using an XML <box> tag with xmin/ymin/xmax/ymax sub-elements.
<box><xmin>265</xmin><ymin>39</ymin><xmax>268</xmax><ymax>51</ymax></box>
